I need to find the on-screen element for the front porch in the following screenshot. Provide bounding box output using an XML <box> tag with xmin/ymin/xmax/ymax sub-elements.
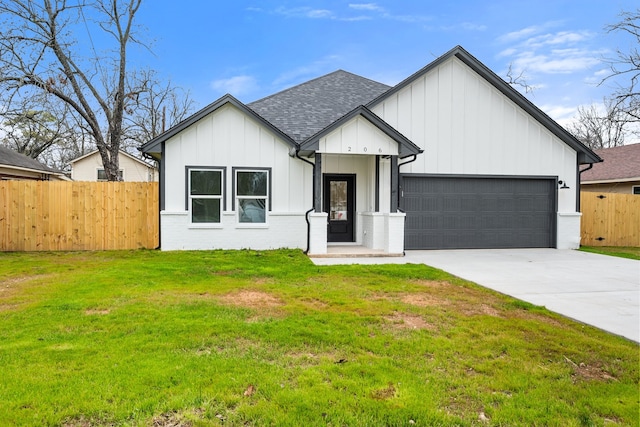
<box><xmin>295</xmin><ymin>105</ymin><xmax>423</xmax><ymax>258</ymax></box>
<box><xmin>306</xmin><ymin>210</ymin><xmax>406</xmax><ymax>257</ymax></box>
<box><xmin>309</xmin><ymin>242</ymin><xmax>405</xmax><ymax>258</ymax></box>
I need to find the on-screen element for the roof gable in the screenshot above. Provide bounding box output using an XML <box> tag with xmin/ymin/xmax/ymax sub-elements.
<box><xmin>298</xmin><ymin>105</ymin><xmax>423</xmax><ymax>158</ymax></box>
<box><xmin>248</xmin><ymin>70</ymin><xmax>390</xmax><ymax>143</ymax></box>
<box><xmin>581</xmin><ymin>144</ymin><xmax>640</xmax><ymax>182</ymax></box>
<box><xmin>70</xmin><ymin>149</ymin><xmax>155</xmax><ymax>168</ymax></box>
<box><xmin>141</xmin><ymin>94</ymin><xmax>296</xmax><ymax>159</ymax></box>
<box><xmin>367</xmin><ymin>46</ymin><xmax>602</xmax><ymax>165</ymax></box>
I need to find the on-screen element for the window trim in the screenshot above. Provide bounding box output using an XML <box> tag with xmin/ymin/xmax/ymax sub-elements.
<box><xmin>185</xmin><ymin>166</ymin><xmax>226</xmax><ymax>223</ymax></box>
<box><xmin>232</xmin><ymin>167</ymin><xmax>271</xmax><ymax>224</ymax></box>
<box><xmin>633</xmin><ymin>185</ymin><xmax>640</xmax><ymax>195</ymax></box>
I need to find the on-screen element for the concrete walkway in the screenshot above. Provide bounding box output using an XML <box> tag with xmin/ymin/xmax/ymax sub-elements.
<box><xmin>312</xmin><ymin>249</ymin><xmax>640</xmax><ymax>343</ymax></box>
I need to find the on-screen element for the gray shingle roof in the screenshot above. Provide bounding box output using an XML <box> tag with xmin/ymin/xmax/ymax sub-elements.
<box><xmin>581</xmin><ymin>144</ymin><xmax>640</xmax><ymax>182</ymax></box>
<box><xmin>248</xmin><ymin>70</ymin><xmax>391</xmax><ymax>143</ymax></box>
<box><xmin>0</xmin><ymin>145</ymin><xmax>56</xmax><ymax>173</ymax></box>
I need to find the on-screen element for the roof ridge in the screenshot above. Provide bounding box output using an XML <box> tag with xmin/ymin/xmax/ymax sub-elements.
<box><xmin>248</xmin><ymin>69</ymin><xmax>388</xmax><ymax>106</ymax></box>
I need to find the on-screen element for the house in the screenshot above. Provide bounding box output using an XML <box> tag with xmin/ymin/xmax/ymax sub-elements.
<box><xmin>0</xmin><ymin>145</ymin><xmax>68</xmax><ymax>181</ymax></box>
<box><xmin>141</xmin><ymin>46</ymin><xmax>602</xmax><ymax>254</ymax></box>
<box><xmin>580</xmin><ymin>144</ymin><xmax>640</xmax><ymax>194</ymax></box>
<box><xmin>69</xmin><ymin>149</ymin><xmax>158</xmax><ymax>182</ymax></box>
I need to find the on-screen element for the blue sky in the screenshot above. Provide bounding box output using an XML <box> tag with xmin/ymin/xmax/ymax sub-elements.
<box><xmin>134</xmin><ymin>1</ymin><xmax>637</xmax><ymax>126</ymax></box>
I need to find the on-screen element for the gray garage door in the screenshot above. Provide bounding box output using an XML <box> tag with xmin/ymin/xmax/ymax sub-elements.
<box><xmin>401</xmin><ymin>175</ymin><xmax>556</xmax><ymax>249</ymax></box>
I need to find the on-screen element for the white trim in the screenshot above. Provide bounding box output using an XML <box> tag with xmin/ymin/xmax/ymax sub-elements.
<box><xmin>582</xmin><ymin>177</ymin><xmax>640</xmax><ymax>184</ymax></box>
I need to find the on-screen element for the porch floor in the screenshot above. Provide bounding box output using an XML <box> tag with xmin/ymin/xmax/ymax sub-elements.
<box><xmin>308</xmin><ymin>245</ymin><xmax>404</xmax><ymax>258</ymax></box>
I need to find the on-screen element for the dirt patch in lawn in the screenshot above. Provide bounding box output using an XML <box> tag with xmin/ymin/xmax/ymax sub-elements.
<box><xmin>370</xmin><ymin>383</ymin><xmax>396</xmax><ymax>400</ymax></box>
<box><xmin>218</xmin><ymin>290</ymin><xmax>284</xmax><ymax>308</ymax></box>
<box><xmin>0</xmin><ymin>274</ymin><xmax>52</xmax><ymax>292</ymax></box>
<box><xmin>401</xmin><ymin>293</ymin><xmax>450</xmax><ymax>308</ymax></box>
<box><xmin>384</xmin><ymin>312</ymin><xmax>436</xmax><ymax>331</ymax></box>
<box><xmin>564</xmin><ymin>357</ymin><xmax>618</xmax><ymax>382</ymax></box>
<box><xmin>151</xmin><ymin>408</ymin><xmax>204</xmax><ymax>427</ymax></box>
<box><xmin>84</xmin><ymin>308</ymin><xmax>111</xmax><ymax>315</ymax></box>
<box><xmin>218</xmin><ymin>289</ymin><xmax>285</xmax><ymax>320</ymax></box>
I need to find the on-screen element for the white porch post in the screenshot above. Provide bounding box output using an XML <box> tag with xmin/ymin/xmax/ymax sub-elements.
<box><xmin>308</xmin><ymin>212</ymin><xmax>328</xmax><ymax>255</ymax></box>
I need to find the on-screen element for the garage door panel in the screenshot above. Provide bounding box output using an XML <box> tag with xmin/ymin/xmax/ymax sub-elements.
<box><xmin>402</xmin><ymin>176</ymin><xmax>555</xmax><ymax>249</ymax></box>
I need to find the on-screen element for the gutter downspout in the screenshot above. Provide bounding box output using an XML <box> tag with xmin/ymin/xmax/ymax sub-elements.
<box><xmin>294</xmin><ymin>148</ymin><xmax>316</xmax><ymax>254</ymax></box>
<box><xmin>396</xmin><ymin>154</ymin><xmax>418</xmax><ymax>256</ymax></box>
<box><xmin>396</xmin><ymin>155</ymin><xmax>418</xmax><ymax>212</ymax></box>
<box><xmin>577</xmin><ymin>163</ymin><xmax>594</xmax><ymax>212</ymax></box>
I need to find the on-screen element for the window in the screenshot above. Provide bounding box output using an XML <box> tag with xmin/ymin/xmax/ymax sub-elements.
<box><xmin>188</xmin><ymin>168</ymin><xmax>223</xmax><ymax>223</ymax></box>
<box><xmin>97</xmin><ymin>169</ymin><xmax>123</xmax><ymax>181</ymax></box>
<box><xmin>235</xmin><ymin>169</ymin><xmax>270</xmax><ymax>223</ymax></box>
<box><xmin>633</xmin><ymin>186</ymin><xmax>640</xmax><ymax>195</ymax></box>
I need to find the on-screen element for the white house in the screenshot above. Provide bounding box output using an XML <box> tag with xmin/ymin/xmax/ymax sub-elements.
<box><xmin>141</xmin><ymin>46</ymin><xmax>601</xmax><ymax>254</ymax></box>
<box><xmin>69</xmin><ymin>149</ymin><xmax>158</xmax><ymax>182</ymax></box>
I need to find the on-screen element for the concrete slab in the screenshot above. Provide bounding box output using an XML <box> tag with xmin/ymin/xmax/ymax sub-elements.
<box><xmin>311</xmin><ymin>249</ymin><xmax>640</xmax><ymax>342</ymax></box>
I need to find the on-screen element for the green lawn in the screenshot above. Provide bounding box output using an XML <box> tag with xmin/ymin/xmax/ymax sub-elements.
<box><xmin>0</xmin><ymin>250</ymin><xmax>637</xmax><ymax>426</ymax></box>
<box><xmin>579</xmin><ymin>246</ymin><xmax>640</xmax><ymax>261</ymax></box>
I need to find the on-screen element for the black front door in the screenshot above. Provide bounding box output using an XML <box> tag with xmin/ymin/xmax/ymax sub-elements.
<box><xmin>324</xmin><ymin>174</ymin><xmax>355</xmax><ymax>242</ymax></box>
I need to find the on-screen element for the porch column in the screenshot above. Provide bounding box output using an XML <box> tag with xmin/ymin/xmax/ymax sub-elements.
<box><xmin>314</xmin><ymin>153</ymin><xmax>322</xmax><ymax>212</ymax></box>
<box><xmin>390</xmin><ymin>155</ymin><xmax>398</xmax><ymax>212</ymax></box>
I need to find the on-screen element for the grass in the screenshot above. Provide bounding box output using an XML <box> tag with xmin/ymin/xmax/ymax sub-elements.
<box><xmin>579</xmin><ymin>246</ymin><xmax>640</xmax><ymax>261</ymax></box>
<box><xmin>0</xmin><ymin>249</ymin><xmax>638</xmax><ymax>426</ymax></box>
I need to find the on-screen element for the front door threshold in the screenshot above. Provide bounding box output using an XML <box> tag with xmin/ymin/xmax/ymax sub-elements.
<box><xmin>309</xmin><ymin>245</ymin><xmax>404</xmax><ymax>258</ymax></box>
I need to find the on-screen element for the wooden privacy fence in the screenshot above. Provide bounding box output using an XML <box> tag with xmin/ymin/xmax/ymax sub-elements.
<box><xmin>0</xmin><ymin>181</ymin><xmax>159</xmax><ymax>251</ymax></box>
<box><xmin>581</xmin><ymin>191</ymin><xmax>640</xmax><ymax>247</ymax></box>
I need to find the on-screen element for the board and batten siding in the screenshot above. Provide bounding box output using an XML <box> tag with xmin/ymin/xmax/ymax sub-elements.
<box><xmin>318</xmin><ymin>116</ymin><xmax>400</xmax><ymax>156</ymax></box>
<box><xmin>370</xmin><ymin>56</ymin><xmax>582</xmax><ymax>248</ymax></box>
<box><xmin>161</xmin><ymin>103</ymin><xmax>312</xmax><ymax>250</ymax></box>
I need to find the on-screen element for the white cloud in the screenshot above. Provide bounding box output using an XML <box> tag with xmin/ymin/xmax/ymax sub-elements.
<box><xmin>498</xmin><ymin>21</ymin><xmax>563</xmax><ymax>43</ymax></box>
<box><xmin>210</xmin><ymin>75</ymin><xmax>258</xmax><ymax>96</ymax></box>
<box><xmin>349</xmin><ymin>3</ymin><xmax>385</xmax><ymax>12</ymax></box>
<box><xmin>274</xmin><ymin>7</ymin><xmax>334</xmax><ymax>19</ymax></box>
<box><xmin>272</xmin><ymin>55</ymin><xmax>343</xmax><ymax>88</ymax></box>
<box><xmin>540</xmin><ymin>104</ymin><xmax>579</xmax><ymax>124</ymax></box>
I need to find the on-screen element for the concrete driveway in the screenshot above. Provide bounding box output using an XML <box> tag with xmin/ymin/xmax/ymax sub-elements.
<box><xmin>312</xmin><ymin>249</ymin><xmax>640</xmax><ymax>342</ymax></box>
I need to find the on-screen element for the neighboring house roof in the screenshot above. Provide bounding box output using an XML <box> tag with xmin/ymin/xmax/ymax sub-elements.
<box><xmin>0</xmin><ymin>145</ymin><xmax>66</xmax><ymax>178</ymax></box>
<box><xmin>69</xmin><ymin>149</ymin><xmax>156</xmax><ymax>168</ymax></box>
<box><xmin>366</xmin><ymin>46</ymin><xmax>602</xmax><ymax>165</ymax></box>
<box><xmin>141</xmin><ymin>94</ymin><xmax>297</xmax><ymax>158</ymax></box>
<box><xmin>581</xmin><ymin>144</ymin><xmax>640</xmax><ymax>183</ymax></box>
<box><xmin>248</xmin><ymin>70</ymin><xmax>391</xmax><ymax>143</ymax></box>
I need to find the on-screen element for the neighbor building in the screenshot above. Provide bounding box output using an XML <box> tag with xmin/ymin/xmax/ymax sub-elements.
<box><xmin>69</xmin><ymin>149</ymin><xmax>158</xmax><ymax>182</ymax></box>
<box><xmin>580</xmin><ymin>144</ymin><xmax>640</xmax><ymax>194</ymax></box>
<box><xmin>0</xmin><ymin>145</ymin><xmax>68</xmax><ymax>181</ymax></box>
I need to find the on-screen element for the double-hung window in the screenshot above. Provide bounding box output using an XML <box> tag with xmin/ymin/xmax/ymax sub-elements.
<box><xmin>188</xmin><ymin>167</ymin><xmax>224</xmax><ymax>223</ymax></box>
<box><xmin>235</xmin><ymin>168</ymin><xmax>270</xmax><ymax>224</ymax></box>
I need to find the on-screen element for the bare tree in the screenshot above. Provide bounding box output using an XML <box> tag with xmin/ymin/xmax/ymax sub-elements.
<box><xmin>505</xmin><ymin>63</ymin><xmax>534</xmax><ymax>94</ymax></box>
<box><xmin>0</xmin><ymin>0</ymin><xmax>149</xmax><ymax>180</ymax></box>
<box><xmin>602</xmin><ymin>9</ymin><xmax>640</xmax><ymax>126</ymax></box>
<box><xmin>2</xmin><ymin>105</ymin><xmax>71</xmax><ymax>159</ymax></box>
<box><xmin>568</xmin><ymin>100</ymin><xmax>627</xmax><ymax>149</ymax></box>
<box><xmin>121</xmin><ymin>70</ymin><xmax>194</xmax><ymax>153</ymax></box>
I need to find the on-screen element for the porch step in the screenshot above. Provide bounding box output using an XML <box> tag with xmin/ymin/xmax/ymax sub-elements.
<box><xmin>308</xmin><ymin>246</ymin><xmax>404</xmax><ymax>258</ymax></box>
